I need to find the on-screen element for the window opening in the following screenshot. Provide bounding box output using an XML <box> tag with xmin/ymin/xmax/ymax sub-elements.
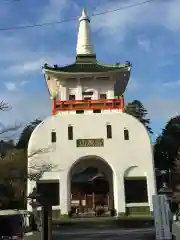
<box><xmin>76</xmin><ymin>110</ymin><xmax>84</xmax><ymax>114</ymax></box>
<box><xmin>82</xmin><ymin>91</ymin><xmax>93</xmax><ymax>96</ymax></box>
<box><xmin>124</xmin><ymin>128</ymin><xmax>129</xmax><ymax>140</ymax></box>
<box><xmin>100</xmin><ymin>94</ymin><xmax>107</xmax><ymax>99</ymax></box>
<box><xmin>107</xmin><ymin>124</ymin><xmax>112</xmax><ymax>139</ymax></box>
<box><xmin>69</xmin><ymin>95</ymin><xmax>75</xmax><ymax>100</ymax></box>
<box><xmin>93</xmin><ymin>109</ymin><xmax>101</xmax><ymax>113</ymax></box>
<box><xmin>68</xmin><ymin>125</ymin><xmax>73</xmax><ymax>140</ymax></box>
<box><xmin>51</xmin><ymin>131</ymin><xmax>56</xmax><ymax>143</ymax></box>
<box><xmin>84</xmin><ymin>97</ymin><xmax>91</xmax><ymax>100</ymax></box>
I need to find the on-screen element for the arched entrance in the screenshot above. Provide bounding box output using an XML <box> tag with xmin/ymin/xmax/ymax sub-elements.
<box><xmin>69</xmin><ymin>155</ymin><xmax>114</xmax><ymax>216</ymax></box>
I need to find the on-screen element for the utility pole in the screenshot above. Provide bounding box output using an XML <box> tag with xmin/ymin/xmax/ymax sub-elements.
<box><xmin>41</xmin><ymin>205</ymin><xmax>52</xmax><ymax>240</ymax></box>
<box><xmin>27</xmin><ymin>188</ymin><xmax>52</xmax><ymax>240</ymax></box>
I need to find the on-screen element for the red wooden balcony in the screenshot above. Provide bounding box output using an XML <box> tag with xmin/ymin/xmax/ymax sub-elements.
<box><xmin>52</xmin><ymin>98</ymin><xmax>124</xmax><ymax>115</ymax></box>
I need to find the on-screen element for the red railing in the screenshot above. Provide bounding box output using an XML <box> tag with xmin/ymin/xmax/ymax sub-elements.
<box><xmin>52</xmin><ymin>98</ymin><xmax>124</xmax><ymax>115</ymax></box>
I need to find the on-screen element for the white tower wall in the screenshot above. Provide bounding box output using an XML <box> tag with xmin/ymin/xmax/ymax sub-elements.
<box><xmin>27</xmin><ymin>112</ymin><xmax>157</xmax><ymax>215</ymax></box>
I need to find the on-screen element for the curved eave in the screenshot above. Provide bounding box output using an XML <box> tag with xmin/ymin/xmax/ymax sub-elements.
<box><xmin>43</xmin><ymin>73</ymin><xmax>52</xmax><ymax>98</ymax></box>
<box><xmin>42</xmin><ymin>66</ymin><xmax>131</xmax><ymax>75</ymax></box>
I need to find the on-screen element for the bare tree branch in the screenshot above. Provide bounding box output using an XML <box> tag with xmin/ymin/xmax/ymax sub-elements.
<box><xmin>0</xmin><ymin>122</ymin><xmax>21</xmax><ymax>135</ymax></box>
<box><xmin>28</xmin><ymin>145</ymin><xmax>57</xmax><ymax>181</ymax></box>
<box><xmin>28</xmin><ymin>146</ymin><xmax>54</xmax><ymax>158</ymax></box>
<box><xmin>0</xmin><ymin>101</ymin><xmax>10</xmax><ymax>111</ymax></box>
<box><xmin>0</xmin><ymin>100</ymin><xmax>21</xmax><ymax>137</ymax></box>
<box><xmin>1</xmin><ymin>145</ymin><xmax>58</xmax><ymax>182</ymax></box>
<box><xmin>27</xmin><ymin>163</ymin><xmax>56</xmax><ymax>181</ymax></box>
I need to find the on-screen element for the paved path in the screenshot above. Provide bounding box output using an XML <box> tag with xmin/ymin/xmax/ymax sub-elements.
<box><xmin>26</xmin><ymin>228</ymin><xmax>155</xmax><ymax>239</ymax></box>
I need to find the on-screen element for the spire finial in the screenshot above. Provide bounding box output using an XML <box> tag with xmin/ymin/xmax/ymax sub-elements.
<box><xmin>82</xmin><ymin>8</ymin><xmax>87</xmax><ymax>17</ymax></box>
<box><xmin>76</xmin><ymin>8</ymin><xmax>95</xmax><ymax>56</ymax></box>
<box><xmin>79</xmin><ymin>8</ymin><xmax>89</xmax><ymax>22</ymax></box>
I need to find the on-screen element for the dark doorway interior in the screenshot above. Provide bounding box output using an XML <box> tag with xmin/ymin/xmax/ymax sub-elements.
<box><xmin>124</xmin><ymin>178</ymin><xmax>148</xmax><ymax>203</ymax></box>
<box><xmin>71</xmin><ymin>165</ymin><xmax>113</xmax><ymax>215</ymax></box>
<box><xmin>37</xmin><ymin>181</ymin><xmax>59</xmax><ymax>206</ymax></box>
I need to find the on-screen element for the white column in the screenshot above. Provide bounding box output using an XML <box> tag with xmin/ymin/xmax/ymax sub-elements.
<box><xmin>27</xmin><ymin>180</ymin><xmax>36</xmax><ymax>211</ymax></box>
<box><xmin>56</xmin><ymin>80</ymin><xmax>61</xmax><ymax>100</ymax></box>
<box><xmin>93</xmin><ymin>89</ymin><xmax>98</xmax><ymax>100</ymax></box>
<box><xmin>109</xmin><ymin>182</ymin><xmax>114</xmax><ymax>209</ymax></box>
<box><xmin>107</xmin><ymin>76</ymin><xmax>115</xmax><ymax>99</ymax></box>
<box><xmin>59</xmin><ymin>170</ymin><xmax>71</xmax><ymax>215</ymax></box>
<box><xmin>60</xmin><ymin>84</ymin><xmax>67</xmax><ymax>100</ymax></box>
<box><xmin>107</xmin><ymin>88</ymin><xmax>114</xmax><ymax>99</ymax></box>
<box><xmin>146</xmin><ymin>172</ymin><xmax>157</xmax><ymax>212</ymax></box>
<box><xmin>77</xmin><ymin>84</ymin><xmax>82</xmax><ymax>100</ymax></box>
<box><xmin>113</xmin><ymin>172</ymin><xmax>126</xmax><ymax>216</ymax></box>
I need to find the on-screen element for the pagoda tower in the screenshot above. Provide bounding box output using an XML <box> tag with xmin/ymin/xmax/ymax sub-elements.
<box><xmin>43</xmin><ymin>8</ymin><xmax>131</xmax><ymax>115</ymax></box>
<box><xmin>28</xmin><ymin>9</ymin><xmax>156</xmax><ymax>217</ymax></box>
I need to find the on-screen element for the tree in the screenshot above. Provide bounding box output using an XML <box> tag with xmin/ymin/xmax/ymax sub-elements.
<box><xmin>154</xmin><ymin>116</ymin><xmax>180</xmax><ymax>171</ymax></box>
<box><xmin>0</xmin><ymin>140</ymin><xmax>14</xmax><ymax>158</ymax></box>
<box><xmin>0</xmin><ymin>102</ymin><xmax>54</xmax><ymax>209</ymax></box>
<box><xmin>0</xmin><ymin>147</ymin><xmax>57</xmax><ymax>209</ymax></box>
<box><xmin>28</xmin><ymin>146</ymin><xmax>57</xmax><ymax>181</ymax></box>
<box><xmin>174</xmin><ymin>150</ymin><xmax>180</xmax><ymax>173</ymax></box>
<box><xmin>124</xmin><ymin>100</ymin><xmax>153</xmax><ymax>134</ymax></box>
<box><xmin>16</xmin><ymin>119</ymin><xmax>42</xmax><ymax>149</ymax></box>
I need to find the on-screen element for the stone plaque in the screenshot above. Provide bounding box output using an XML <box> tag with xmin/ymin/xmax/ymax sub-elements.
<box><xmin>76</xmin><ymin>138</ymin><xmax>104</xmax><ymax>147</ymax></box>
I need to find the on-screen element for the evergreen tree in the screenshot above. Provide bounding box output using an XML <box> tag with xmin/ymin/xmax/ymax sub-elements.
<box><xmin>16</xmin><ymin>119</ymin><xmax>42</xmax><ymax>149</ymax></box>
<box><xmin>124</xmin><ymin>100</ymin><xmax>153</xmax><ymax>134</ymax></box>
<box><xmin>154</xmin><ymin>116</ymin><xmax>180</xmax><ymax>171</ymax></box>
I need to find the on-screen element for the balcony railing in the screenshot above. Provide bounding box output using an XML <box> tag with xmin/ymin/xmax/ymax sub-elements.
<box><xmin>52</xmin><ymin>98</ymin><xmax>124</xmax><ymax>114</ymax></box>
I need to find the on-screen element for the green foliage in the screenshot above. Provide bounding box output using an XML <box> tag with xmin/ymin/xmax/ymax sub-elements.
<box><xmin>154</xmin><ymin>116</ymin><xmax>180</xmax><ymax>171</ymax></box>
<box><xmin>124</xmin><ymin>100</ymin><xmax>153</xmax><ymax>134</ymax></box>
<box><xmin>16</xmin><ymin>119</ymin><xmax>41</xmax><ymax>149</ymax></box>
<box><xmin>0</xmin><ymin>117</ymin><xmax>43</xmax><ymax>209</ymax></box>
<box><xmin>0</xmin><ymin>149</ymin><xmax>27</xmax><ymax>209</ymax></box>
<box><xmin>0</xmin><ymin>104</ymin><xmax>52</xmax><ymax>209</ymax></box>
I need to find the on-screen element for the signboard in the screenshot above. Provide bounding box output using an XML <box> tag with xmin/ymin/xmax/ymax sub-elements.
<box><xmin>76</xmin><ymin>139</ymin><xmax>104</xmax><ymax>147</ymax></box>
<box><xmin>152</xmin><ymin>195</ymin><xmax>172</xmax><ymax>240</ymax></box>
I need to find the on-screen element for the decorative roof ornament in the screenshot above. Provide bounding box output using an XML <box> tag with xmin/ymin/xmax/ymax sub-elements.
<box><xmin>76</xmin><ymin>8</ymin><xmax>95</xmax><ymax>56</ymax></box>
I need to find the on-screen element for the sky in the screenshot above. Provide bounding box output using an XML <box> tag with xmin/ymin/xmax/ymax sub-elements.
<box><xmin>0</xmin><ymin>0</ymin><xmax>180</xmax><ymax>142</ymax></box>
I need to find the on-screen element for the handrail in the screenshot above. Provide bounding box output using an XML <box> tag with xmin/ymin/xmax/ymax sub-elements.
<box><xmin>52</xmin><ymin>98</ymin><xmax>124</xmax><ymax>115</ymax></box>
<box><xmin>172</xmin><ymin>221</ymin><xmax>180</xmax><ymax>239</ymax></box>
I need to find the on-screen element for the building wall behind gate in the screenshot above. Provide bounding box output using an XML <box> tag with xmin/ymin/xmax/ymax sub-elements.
<box><xmin>27</xmin><ymin>112</ymin><xmax>156</xmax><ymax>214</ymax></box>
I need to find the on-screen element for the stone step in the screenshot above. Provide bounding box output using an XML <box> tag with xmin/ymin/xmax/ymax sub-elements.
<box><xmin>52</xmin><ymin>217</ymin><xmax>154</xmax><ymax>230</ymax></box>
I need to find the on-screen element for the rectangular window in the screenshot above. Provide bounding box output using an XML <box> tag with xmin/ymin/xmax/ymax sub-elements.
<box><xmin>69</xmin><ymin>94</ymin><xmax>75</xmax><ymax>100</ymax></box>
<box><xmin>82</xmin><ymin>91</ymin><xmax>93</xmax><ymax>96</ymax></box>
<box><xmin>76</xmin><ymin>110</ymin><xmax>84</xmax><ymax>114</ymax></box>
<box><xmin>37</xmin><ymin>181</ymin><xmax>59</xmax><ymax>206</ymax></box>
<box><xmin>51</xmin><ymin>131</ymin><xmax>56</xmax><ymax>143</ymax></box>
<box><xmin>68</xmin><ymin>125</ymin><xmax>73</xmax><ymax>140</ymax></box>
<box><xmin>107</xmin><ymin>124</ymin><xmax>112</xmax><ymax>139</ymax></box>
<box><xmin>84</xmin><ymin>97</ymin><xmax>91</xmax><ymax>100</ymax></box>
<box><xmin>124</xmin><ymin>129</ymin><xmax>129</xmax><ymax>140</ymax></box>
<box><xmin>100</xmin><ymin>94</ymin><xmax>107</xmax><ymax>99</ymax></box>
<box><xmin>93</xmin><ymin>109</ymin><xmax>101</xmax><ymax>113</ymax></box>
<box><xmin>124</xmin><ymin>178</ymin><xmax>148</xmax><ymax>203</ymax></box>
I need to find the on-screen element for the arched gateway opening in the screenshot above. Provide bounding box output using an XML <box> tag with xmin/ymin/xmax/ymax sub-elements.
<box><xmin>69</xmin><ymin>156</ymin><xmax>114</xmax><ymax>216</ymax></box>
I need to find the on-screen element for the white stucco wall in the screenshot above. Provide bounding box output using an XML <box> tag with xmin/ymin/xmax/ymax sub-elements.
<box><xmin>57</xmin><ymin>77</ymin><xmax>116</xmax><ymax>101</ymax></box>
<box><xmin>27</xmin><ymin>112</ymin><xmax>156</xmax><ymax>215</ymax></box>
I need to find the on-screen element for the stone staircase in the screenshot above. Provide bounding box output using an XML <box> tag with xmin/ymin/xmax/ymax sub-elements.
<box><xmin>52</xmin><ymin>216</ymin><xmax>154</xmax><ymax>230</ymax></box>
